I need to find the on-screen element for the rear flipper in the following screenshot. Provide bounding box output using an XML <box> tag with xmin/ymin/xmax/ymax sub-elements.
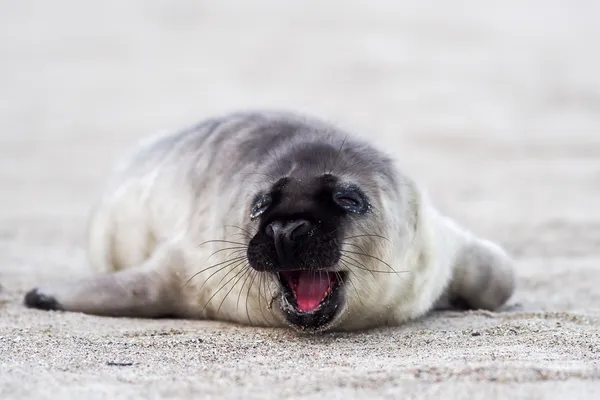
<box><xmin>436</xmin><ymin>238</ymin><xmax>515</xmax><ymax>311</ymax></box>
<box><xmin>24</xmin><ymin>245</ymin><xmax>184</xmax><ymax>318</ymax></box>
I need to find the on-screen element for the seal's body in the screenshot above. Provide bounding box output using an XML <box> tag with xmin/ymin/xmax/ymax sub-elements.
<box><xmin>25</xmin><ymin>111</ymin><xmax>515</xmax><ymax>332</ymax></box>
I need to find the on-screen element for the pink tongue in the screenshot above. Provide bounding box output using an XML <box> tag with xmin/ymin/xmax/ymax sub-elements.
<box><xmin>295</xmin><ymin>272</ymin><xmax>332</xmax><ymax>312</ymax></box>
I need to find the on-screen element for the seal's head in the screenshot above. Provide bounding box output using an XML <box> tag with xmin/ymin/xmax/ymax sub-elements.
<box><xmin>244</xmin><ymin>133</ymin><xmax>418</xmax><ymax>332</ymax></box>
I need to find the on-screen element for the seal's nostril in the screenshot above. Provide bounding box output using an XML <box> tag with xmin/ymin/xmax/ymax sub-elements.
<box><xmin>265</xmin><ymin>221</ymin><xmax>283</xmax><ymax>238</ymax></box>
<box><xmin>265</xmin><ymin>220</ymin><xmax>312</xmax><ymax>242</ymax></box>
<box><xmin>266</xmin><ymin>225</ymin><xmax>274</xmax><ymax>238</ymax></box>
<box><xmin>289</xmin><ymin>220</ymin><xmax>312</xmax><ymax>240</ymax></box>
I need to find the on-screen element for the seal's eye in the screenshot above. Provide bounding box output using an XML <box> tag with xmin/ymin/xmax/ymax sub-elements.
<box><xmin>333</xmin><ymin>188</ymin><xmax>368</xmax><ymax>214</ymax></box>
<box><xmin>250</xmin><ymin>194</ymin><xmax>272</xmax><ymax>220</ymax></box>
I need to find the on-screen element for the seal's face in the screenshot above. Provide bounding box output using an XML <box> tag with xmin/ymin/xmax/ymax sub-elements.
<box><xmin>246</xmin><ymin>173</ymin><xmax>373</xmax><ymax>331</ymax></box>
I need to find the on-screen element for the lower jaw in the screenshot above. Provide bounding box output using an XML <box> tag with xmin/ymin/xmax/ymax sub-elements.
<box><xmin>278</xmin><ymin>294</ymin><xmax>343</xmax><ymax>332</ymax></box>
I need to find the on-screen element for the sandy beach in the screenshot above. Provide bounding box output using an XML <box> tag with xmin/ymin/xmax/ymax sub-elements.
<box><xmin>1</xmin><ymin>1</ymin><xmax>599</xmax><ymax>398</ymax></box>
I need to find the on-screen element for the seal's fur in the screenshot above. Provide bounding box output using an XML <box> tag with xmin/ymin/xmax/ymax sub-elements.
<box><xmin>25</xmin><ymin>111</ymin><xmax>515</xmax><ymax>332</ymax></box>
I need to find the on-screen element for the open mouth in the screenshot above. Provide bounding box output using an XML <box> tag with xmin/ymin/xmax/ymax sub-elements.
<box><xmin>277</xmin><ymin>270</ymin><xmax>346</xmax><ymax>330</ymax></box>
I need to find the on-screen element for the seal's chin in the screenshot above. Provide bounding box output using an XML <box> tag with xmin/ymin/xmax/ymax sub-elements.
<box><xmin>276</xmin><ymin>270</ymin><xmax>347</xmax><ymax>331</ymax></box>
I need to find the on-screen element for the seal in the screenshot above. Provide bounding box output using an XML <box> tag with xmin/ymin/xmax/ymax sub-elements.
<box><xmin>24</xmin><ymin>111</ymin><xmax>515</xmax><ymax>332</ymax></box>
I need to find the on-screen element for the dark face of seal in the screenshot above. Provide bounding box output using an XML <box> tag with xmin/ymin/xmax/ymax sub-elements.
<box><xmin>246</xmin><ymin>173</ymin><xmax>371</xmax><ymax>331</ymax></box>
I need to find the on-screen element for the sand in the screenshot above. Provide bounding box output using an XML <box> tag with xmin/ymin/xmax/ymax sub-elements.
<box><xmin>1</xmin><ymin>1</ymin><xmax>599</xmax><ymax>398</ymax></box>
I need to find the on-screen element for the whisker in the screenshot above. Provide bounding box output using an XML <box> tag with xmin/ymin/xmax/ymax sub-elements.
<box><xmin>236</xmin><ymin>266</ymin><xmax>255</xmax><ymax>316</ymax></box>
<box><xmin>265</xmin><ymin>273</ymin><xmax>277</xmax><ymax>311</ymax></box>
<box><xmin>216</xmin><ymin>265</ymin><xmax>251</xmax><ymax>318</ymax></box>
<box><xmin>342</xmin><ymin>157</ymin><xmax>371</xmax><ymax>174</ymax></box>
<box><xmin>340</xmin><ymin>253</ymin><xmax>406</xmax><ymax>275</ymax></box>
<box><xmin>342</xmin><ymin>250</ymin><xmax>395</xmax><ymax>272</ymax></box>
<box><xmin>326</xmin><ymin>135</ymin><xmax>348</xmax><ymax>174</ymax></box>
<box><xmin>182</xmin><ymin>255</ymin><xmax>247</xmax><ymax>287</ymax></box>
<box><xmin>195</xmin><ymin>258</ymin><xmax>247</xmax><ymax>292</ymax></box>
<box><xmin>259</xmin><ymin>272</ymin><xmax>277</xmax><ymax>325</ymax></box>
<box><xmin>245</xmin><ymin>270</ymin><xmax>260</xmax><ymax>325</ymax></box>
<box><xmin>319</xmin><ymin>226</ymin><xmax>342</xmax><ymax>240</ymax></box>
<box><xmin>202</xmin><ymin>263</ymin><xmax>249</xmax><ymax>313</ymax></box>
<box><xmin>234</xmin><ymin>231</ymin><xmax>254</xmax><ymax>240</ymax></box>
<box><xmin>197</xmin><ymin>239</ymin><xmax>249</xmax><ymax>248</ymax></box>
<box><xmin>266</xmin><ymin>146</ymin><xmax>285</xmax><ymax>176</ymax></box>
<box><xmin>228</xmin><ymin>232</ymin><xmax>253</xmax><ymax>240</ymax></box>
<box><xmin>339</xmin><ymin>255</ymin><xmax>376</xmax><ymax>278</ymax></box>
<box><xmin>224</xmin><ymin>225</ymin><xmax>256</xmax><ymax>238</ymax></box>
<box><xmin>256</xmin><ymin>273</ymin><xmax>269</xmax><ymax>325</ymax></box>
<box><xmin>340</xmin><ymin>241</ymin><xmax>369</xmax><ymax>254</ymax></box>
<box><xmin>343</xmin><ymin>233</ymin><xmax>391</xmax><ymax>243</ymax></box>
<box><xmin>210</xmin><ymin>258</ymin><xmax>249</xmax><ymax>295</ymax></box>
<box><xmin>206</xmin><ymin>247</ymin><xmax>247</xmax><ymax>261</ymax></box>
<box><xmin>336</xmin><ymin>268</ymin><xmax>365</xmax><ymax>308</ymax></box>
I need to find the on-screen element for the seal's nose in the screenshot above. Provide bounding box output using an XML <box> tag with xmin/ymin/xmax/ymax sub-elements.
<box><xmin>265</xmin><ymin>220</ymin><xmax>312</xmax><ymax>262</ymax></box>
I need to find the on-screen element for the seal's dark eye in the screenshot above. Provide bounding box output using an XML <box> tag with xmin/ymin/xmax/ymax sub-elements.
<box><xmin>250</xmin><ymin>194</ymin><xmax>272</xmax><ymax>220</ymax></box>
<box><xmin>333</xmin><ymin>188</ymin><xmax>368</xmax><ymax>214</ymax></box>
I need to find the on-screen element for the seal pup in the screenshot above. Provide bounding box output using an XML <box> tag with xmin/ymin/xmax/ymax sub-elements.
<box><xmin>24</xmin><ymin>111</ymin><xmax>515</xmax><ymax>332</ymax></box>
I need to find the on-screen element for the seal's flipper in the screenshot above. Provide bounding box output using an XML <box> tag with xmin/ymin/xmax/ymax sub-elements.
<box><xmin>24</xmin><ymin>245</ymin><xmax>183</xmax><ymax>318</ymax></box>
<box><xmin>440</xmin><ymin>239</ymin><xmax>515</xmax><ymax>311</ymax></box>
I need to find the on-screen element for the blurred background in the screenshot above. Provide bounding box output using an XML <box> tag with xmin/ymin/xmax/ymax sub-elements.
<box><xmin>1</xmin><ymin>0</ymin><xmax>599</xmax><ymax>287</ymax></box>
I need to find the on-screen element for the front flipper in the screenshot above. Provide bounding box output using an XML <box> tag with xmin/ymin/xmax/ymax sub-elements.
<box><xmin>24</xmin><ymin>245</ymin><xmax>184</xmax><ymax>318</ymax></box>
